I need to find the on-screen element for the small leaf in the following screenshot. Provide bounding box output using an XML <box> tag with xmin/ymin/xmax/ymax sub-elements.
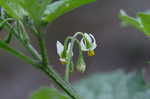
<box><xmin>30</xmin><ymin>87</ymin><xmax>71</xmax><ymax>99</ymax></box>
<box><xmin>119</xmin><ymin>10</ymin><xmax>142</xmax><ymax>31</ymax></box>
<box><xmin>0</xmin><ymin>0</ymin><xmax>25</xmax><ymax>19</ymax></box>
<box><xmin>138</xmin><ymin>13</ymin><xmax>150</xmax><ymax>36</ymax></box>
<box><xmin>12</xmin><ymin>0</ymin><xmax>52</xmax><ymax>24</ymax></box>
<box><xmin>43</xmin><ymin>0</ymin><xmax>96</xmax><ymax>22</ymax></box>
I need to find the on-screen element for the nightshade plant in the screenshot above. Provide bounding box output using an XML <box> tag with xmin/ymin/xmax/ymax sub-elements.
<box><xmin>56</xmin><ymin>32</ymin><xmax>97</xmax><ymax>81</ymax></box>
<box><xmin>0</xmin><ymin>0</ymin><xmax>96</xmax><ymax>99</ymax></box>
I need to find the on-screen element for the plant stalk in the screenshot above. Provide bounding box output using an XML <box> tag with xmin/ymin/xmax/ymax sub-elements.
<box><xmin>40</xmin><ymin>65</ymin><xmax>81</xmax><ymax>99</ymax></box>
<box><xmin>37</xmin><ymin>32</ymin><xmax>49</xmax><ymax>66</ymax></box>
<box><xmin>0</xmin><ymin>40</ymin><xmax>81</xmax><ymax>99</ymax></box>
<box><xmin>37</xmin><ymin>30</ymin><xmax>81</xmax><ymax>99</ymax></box>
<box><xmin>65</xmin><ymin>63</ymin><xmax>70</xmax><ymax>82</ymax></box>
<box><xmin>0</xmin><ymin>41</ymin><xmax>40</xmax><ymax>67</ymax></box>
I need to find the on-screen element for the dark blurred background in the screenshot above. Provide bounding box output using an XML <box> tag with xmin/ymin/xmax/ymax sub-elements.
<box><xmin>1</xmin><ymin>0</ymin><xmax>150</xmax><ymax>99</ymax></box>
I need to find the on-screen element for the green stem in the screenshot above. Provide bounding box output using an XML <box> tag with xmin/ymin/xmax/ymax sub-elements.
<box><xmin>64</xmin><ymin>36</ymin><xmax>82</xmax><ymax>81</ymax></box>
<box><xmin>0</xmin><ymin>40</ymin><xmax>81</xmax><ymax>99</ymax></box>
<box><xmin>5</xmin><ymin>22</ymin><xmax>41</xmax><ymax>61</ymax></box>
<box><xmin>73</xmin><ymin>32</ymin><xmax>84</xmax><ymax>38</ymax></box>
<box><xmin>40</xmin><ymin>65</ymin><xmax>81</xmax><ymax>99</ymax></box>
<box><xmin>25</xmin><ymin>44</ymin><xmax>42</xmax><ymax>61</ymax></box>
<box><xmin>65</xmin><ymin>62</ymin><xmax>70</xmax><ymax>82</ymax></box>
<box><xmin>64</xmin><ymin>36</ymin><xmax>73</xmax><ymax>49</ymax></box>
<box><xmin>0</xmin><ymin>41</ymin><xmax>39</xmax><ymax>67</ymax></box>
<box><xmin>18</xmin><ymin>21</ymin><xmax>42</xmax><ymax>61</ymax></box>
<box><xmin>37</xmin><ymin>30</ymin><xmax>81</xmax><ymax>99</ymax></box>
<box><xmin>4</xmin><ymin>25</ymin><xmax>13</xmax><ymax>44</ymax></box>
<box><xmin>37</xmin><ymin>32</ymin><xmax>49</xmax><ymax>66</ymax></box>
<box><xmin>63</xmin><ymin>37</ymin><xmax>73</xmax><ymax>81</ymax></box>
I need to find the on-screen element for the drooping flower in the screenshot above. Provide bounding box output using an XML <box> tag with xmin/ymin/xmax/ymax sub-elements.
<box><xmin>80</xmin><ymin>33</ymin><xmax>97</xmax><ymax>56</ymax></box>
<box><xmin>56</xmin><ymin>41</ymin><xmax>72</xmax><ymax>64</ymax></box>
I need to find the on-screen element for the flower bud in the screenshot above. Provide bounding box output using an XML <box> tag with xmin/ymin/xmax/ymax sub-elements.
<box><xmin>76</xmin><ymin>52</ymin><xmax>86</xmax><ymax>73</ymax></box>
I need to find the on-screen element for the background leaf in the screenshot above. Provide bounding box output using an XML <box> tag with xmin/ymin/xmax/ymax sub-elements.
<box><xmin>30</xmin><ymin>87</ymin><xmax>71</xmax><ymax>99</ymax></box>
<box><xmin>74</xmin><ymin>70</ymin><xmax>150</xmax><ymax>99</ymax></box>
<box><xmin>138</xmin><ymin>13</ymin><xmax>150</xmax><ymax>36</ymax></box>
<box><xmin>43</xmin><ymin>0</ymin><xmax>96</xmax><ymax>22</ymax></box>
<box><xmin>119</xmin><ymin>10</ymin><xmax>150</xmax><ymax>37</ymax></box>
<box><xmin>119</xmin><ymin>10</ymin><xmax>142</xmax><ymax>31</ymax></box>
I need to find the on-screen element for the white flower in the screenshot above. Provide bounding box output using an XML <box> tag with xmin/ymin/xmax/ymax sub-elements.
<box><xmin>56</xmin><ymin>41</ymin><xmax>72</xmax><ymax>64</ymax></box>
<box><xmin>80</xmin><ymin>33</ymin><xmax>97</xmax><ymax>56</ymax></box>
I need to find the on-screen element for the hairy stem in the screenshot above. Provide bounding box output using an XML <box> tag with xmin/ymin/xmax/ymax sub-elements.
<box><xmin>40</xmin><ymin>65</ymin><xmax>81</xmax><ymax>99</ymax></box>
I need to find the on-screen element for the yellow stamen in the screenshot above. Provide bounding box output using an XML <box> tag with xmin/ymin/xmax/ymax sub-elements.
<box><xmin>60</xmin><ymin>61</ymin><xmax>67</xmax><ymax>64</ymax></box>
<box><xmin>87</xmin><ymin>50</ymin><xmax>95</xmax><ymax>56</ymax></box>
<box><xmin>60</xmin><ymin>58</ymin><xmax>67</xmax><ymax>64</ymax></box>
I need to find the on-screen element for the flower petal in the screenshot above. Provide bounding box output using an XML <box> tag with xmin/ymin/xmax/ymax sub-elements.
<box><xmin>89</xmin><ymin>33</ymin><xmax>95</xmax><ymax>43</ymax></box>
<box><xmin>84</xmin><ymin>33</ymin><xmax>92</xmax><ymax>42</ymax></box>
<box><xmin>89</xmin><ymin>33</ymin><xmax>97</xmax><ymax>50</ymax></box>
<box><xmin>56</xmin><ymin>41</ymin><xmax>64</xmax><ymax>55</ymax></box>
<box><xmin>91</xmin><ymin>42</ymin><xmax>97</xmax><ymax>50</ymax></box>
<box><xmin>80</xmin><ymin>39</ymin><xmax>88</xmax><ymax>51</ymax></box>
<box><xmin>67</xmin><ymin>42</ymin><xmax>73</xmax><ymax>56</ymax></box>
<box><xmin>67</xmin><ymin>42</ymin><xmax>71</xmax><ymax>52</ymax></box>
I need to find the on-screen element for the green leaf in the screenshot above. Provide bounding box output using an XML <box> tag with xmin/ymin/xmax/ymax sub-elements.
<box><xmin>0</xmin><ymin>0</ymin><xmax>26</xmax><ymax>19</ymax></box>
<box><xmin>0</xmin><ymin>0</ymin><xmax>52</xmax><ymax>24</ymax></box>
<box><xmin>74</xmin><ymin>70</ymin><xmax>150</xmax><ymax>99</ymax></box>
<box><xmin>0</xmin><ymin>0</ymin><xmax>95</xmax><ymax>24</ymax></box>
<box><xmin>43</xmin><ymin>0</ymin><xmax>96</xmax><ymax>22</ymax></box>
<box><xmin>138</xmin><ymin>13</ymin><xmax>150</xmax><ymax>36</ymax></box>
<box><xmin>30</xmin><ymin>87</ymin><xmax>71</xmax><ymax>99</ymax></box>
<box><xmin>119</xmin><ymin>10</ymin><xmax>142</xmax><ymax>31</ymax></box>
<box><xmin>15</xmin><ymin>0</ymin><xmax>52</xmax><ymax>24</ymax></box>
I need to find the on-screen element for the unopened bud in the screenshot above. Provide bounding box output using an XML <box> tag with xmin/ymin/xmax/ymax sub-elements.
<box><xmin>76</xmin><ymin>53</ymin><xmax>86</xmax><ymax>73</ymax></box>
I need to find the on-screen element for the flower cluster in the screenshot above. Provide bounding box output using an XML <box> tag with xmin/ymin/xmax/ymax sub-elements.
<box><xmin>56</xmin><ymin>32</ymin><xmax>97</xmax><ymax>73</ymax></box>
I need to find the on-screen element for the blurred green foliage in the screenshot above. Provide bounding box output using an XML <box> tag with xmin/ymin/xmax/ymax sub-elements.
<box><xmin>74</xmin><ymin>70</ymin><xmax>150</xmax><ymax>99</ymax></box>
<box><xmin>119</xmin><ymin>10</ymin><xmax>150</xmax><ymax>36</ymax></box>
<box><xmin>30</xmin><ymin>87</ymin><xmax>71</xmax><ymax>99</ymax></box>
<box><xmin>31</xmin><ymin>70</ymin><xmax>150</xmax><ymax>99</ymax></box>
<box><xmin>0</xmin><ymin>0</ymin><xmax>96</xmax><ymax>25</ymax></box>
